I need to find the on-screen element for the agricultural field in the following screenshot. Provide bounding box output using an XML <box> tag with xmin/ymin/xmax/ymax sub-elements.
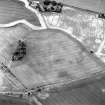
<box><xmin>0</xmin><ymin>0</ymin><xmax>105</xmax><ymax>105</ymax></box>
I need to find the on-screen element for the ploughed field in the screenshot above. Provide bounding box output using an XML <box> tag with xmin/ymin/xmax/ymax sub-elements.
<box><xmin>60</xmin><ymin>0</ymin><xmax>105</xmax><ymax>13</ymax></box>
<box><xmin>0</xmin><ymin>95</ymin><xmax>31</xmax><ymax>105</ymax></box>
<box><xmin>0</xmin><ymin>24</ymin><xmax>105</xmax><ymax>92</ymax></box>
<box><xmin>0</xmin><ymin>0</ymin><xmax>41</xmax><ymax>26</ymax></box>
<box><xmin>39</xmin><ymin>77</ymin><xmax>105</xmax><ymax>105</ymax></box>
